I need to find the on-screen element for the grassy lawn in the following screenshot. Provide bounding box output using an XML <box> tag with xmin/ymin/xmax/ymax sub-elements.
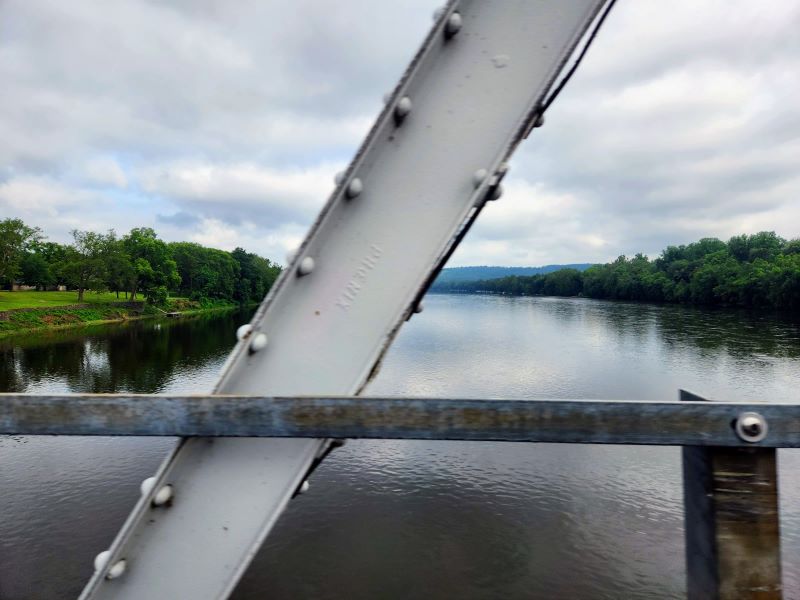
<box><xmin>0</xmin><ymin>290</ymin><xmax>126</xmax><ymax>310</ymax></box>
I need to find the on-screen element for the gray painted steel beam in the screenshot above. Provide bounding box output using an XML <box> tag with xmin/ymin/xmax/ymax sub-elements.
<box><xmin>2</xmin><ymin>394</ymin><xmax>798</xmax><ymax>448</ymax></box>
<box><xmin>78</xmin><ymin>2</ymin><xmax>608</xmax><ymax>598</ymax></box>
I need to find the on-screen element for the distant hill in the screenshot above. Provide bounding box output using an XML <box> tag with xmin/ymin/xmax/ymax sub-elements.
<box><xmin>432</xmin><ymin>264</ymin><xmax>593</xmax><ymax>287</ymax></box>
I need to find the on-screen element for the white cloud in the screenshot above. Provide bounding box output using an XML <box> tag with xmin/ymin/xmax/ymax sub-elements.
<box><xmin>138</xmin><ymin>160</ymin><xmax>342</xmax><ymax>226</ymax></box>
<box><xmin>188</xmin><ymin>218</ymin><xmax>307</xmax><ymax>262</ymax></box>
<box><xmin>83</xmin><ymin>157</ymin><xmax>127</xmax><ymax>188</ymax></box>
<box><xmin>1</xmin><ymin>0</ymin><xmax>799</xmax><ymax>267</ymax></box>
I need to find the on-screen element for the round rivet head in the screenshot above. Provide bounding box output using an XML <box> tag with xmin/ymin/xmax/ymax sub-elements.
<box><xmin>250</xmin><ymin>332</ymin><xmax>268</xmax><ymax>353</ymax></box>
<box><xmin>445</xmin><ymin>12</ymin><xmax>462</xmax><ymax>38</ymax></box>
<box><xmin>472</xmin><ymin>169</ymin><xmax>488</xmax><ymax>188</ymax></box>
<box><xmin>285</xmin><ymin>248</ymin><xmax>298</xmax><ymax>265</ymax></box>
<box><xmin>346</xmin><ymin>178</ymin><xmax>363</xmax><ymax>199</ymax></box>
<box><xmin>414</xmin><ymin>302</ymin><xmax>424</xmax><ymax>314</ymax></box>
<box><xmin>152</xmin><ymin>484</ymin><xmax>174</xmax><ymax>507</ymax></box>
<box><xmin>140</xmin><ymin>476</ymin><xmax>157</xmax><ymax>497</ymax></box>
<box><xmin>433</xmin><ymin>6</ymin><xmax>445</xmax><ymax>21</ymax></box>
<box><xmin>534</xmin><ymin>113</ymin><xmax>545</xmax><ymax>128</ymax></box>
<box><xmin>299</xmin><ymin>480</ymin><xmax>310</xmax><ymax>494</ymax></box>
<box><xmin>735</xmin><ymin>412</ymin><xmax>768</xmax><ymax>443</ymax></box>
<box><xmin>94</xmin><ymin>550</ymin><xmax>111</xmax><ymax>572</ymax></box>
<box><xmin>236</xmin><ymin>324</ymin><xmax>253</xmax><ymax>341</ymax></box>
<box><xmin>334</xmin><ymin>171</ymin><xmax>345</xmax><ymax>185</ymax></box>
<box><xmin>94</xmin><ymin>551</ymin><xmax>126</xmax><ymax>580</ymax></box>
<box><xmin>394</xmin><ymin>96</ymin><xmax>412</xmax><ymax>123</ymax></box>
<box><xmin>297</xmin><ymin>256</ymin><xmax>315</xmax><ymax>276</ymax></box>
<box><xmin>107</xmin><ymin>559</ymin><xmax>126</xmax><ymax>580</ymax></box>
<box><xmin>488</xmin><ymin>184</ymin><xmax>503</xmax><ymax>201</ymax></box>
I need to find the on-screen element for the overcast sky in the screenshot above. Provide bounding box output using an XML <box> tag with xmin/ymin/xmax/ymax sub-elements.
<box><xmin>1</xmin><ymin>0</ymin><xmax>799</xmax><ymax>267</ymax></box>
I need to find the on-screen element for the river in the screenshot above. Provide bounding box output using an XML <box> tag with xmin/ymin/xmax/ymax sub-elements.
<box><xmin>1</xmin><ymin>295</ymin><xmax>800</xmax><ymax>599</ymax></box>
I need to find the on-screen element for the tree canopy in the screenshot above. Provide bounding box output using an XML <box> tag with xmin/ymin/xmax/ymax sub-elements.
<box><xmin>0</xmin><ymin>218</ymin><xmax>43</xmax><ymax>287</ymax></box>
<box><xmin>0</xmin><ymin>218</ymin><xmax>281</xmax><ymax>306</ymax></box>
<box><xmin>435</xmin><ymin>232</ymin><xmax>800</xmax><ymax>310</ymax></box>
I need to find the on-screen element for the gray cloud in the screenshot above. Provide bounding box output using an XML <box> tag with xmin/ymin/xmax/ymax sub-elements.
<box><xmin>1</xmin><ymin>0</ymin><xmax>799</xmax><ymax>266</ymax></box>
<box><xmin>156</xmin><ymin>211</ymin><xmax>201</xmax><ymax>228</ymax></box>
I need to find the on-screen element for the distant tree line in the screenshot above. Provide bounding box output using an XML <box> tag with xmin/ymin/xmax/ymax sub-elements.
<box><xmin>434</xmin><ymin>232</ymin><xmax>800</xmax><ymax>310</ymax></box>
<box><xmin>0</xmin><ymin>218</ymin><xmax>281</xmax><ymax>305</ymax></box>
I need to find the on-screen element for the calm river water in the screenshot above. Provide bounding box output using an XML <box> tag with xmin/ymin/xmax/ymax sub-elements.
<box><xmin>2</xmin><ymin>295</ymin><xmax>800</xmax><ymax>599</ymax></box>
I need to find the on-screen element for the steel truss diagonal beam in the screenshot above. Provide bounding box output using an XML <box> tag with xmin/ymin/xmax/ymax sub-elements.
<box><xmin>79</xmin><ymin>2</ymin><xmax>609</xmax><ymax>598</ymax></box>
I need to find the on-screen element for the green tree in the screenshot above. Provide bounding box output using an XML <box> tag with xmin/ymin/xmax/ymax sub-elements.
<box><xmin>61</xmin><ymin>230</ymin><xmax>114</xmax><ymax>301</ymax></box>
<box><xmin>19</xmin><ymin>252</ymin><xmax>53</xmax><ymax>289</ymax></box>
<box><xmin>0</xmin><ymin>218</ymin><xmax>43</xmax><ymax>289</ymax></box>
<box><xmin>36</xmin><ymin>241</ymin><xmax>72</xmax><ymax>287</ymax></box>
<box><xmin>105</xmin><ymin>238</ymin><xmax>135</xmax><ymax>299</ymax></box>
<box><xmin>124</xmin><ymin>228</ymin><xmax>180</xmax><ymax>304</ymax></box>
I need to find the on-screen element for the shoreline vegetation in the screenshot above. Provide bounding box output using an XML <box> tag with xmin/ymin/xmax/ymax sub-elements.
<box><xmin>1</xmin><ymin>217</ymin><xmax>282</xmax><ymax>336</ymax></box>
<box><xmin>0</xmin><ymin>293</ymin><xmax>252</xmax><ymax>339</ymax></box>
<box><xmin>432</xmin><ymin>232</ymin><xmax>800</xmax><ymax>311</ymax></box>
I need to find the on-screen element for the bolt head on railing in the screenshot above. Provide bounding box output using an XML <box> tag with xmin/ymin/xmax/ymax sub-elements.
<box><xmin>735</xmin><ymin>411</ymin><xmax>768</xmax><ymax>443</ymax></box>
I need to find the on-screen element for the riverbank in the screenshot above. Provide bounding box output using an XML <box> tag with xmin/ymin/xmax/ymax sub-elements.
<box><xmin>0</xmin><ymin>296</ymin><xmax>249</xmax><ymax>338</ymax></box>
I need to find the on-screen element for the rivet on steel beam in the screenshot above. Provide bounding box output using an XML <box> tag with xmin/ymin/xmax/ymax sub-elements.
<box><xmin>432</xmin><ymin>7</ymin><xmax>445</xmax><ymax>21</ymax></box>
<box><xmin>299</xmin><ymin>480</ymin><xmax>310</xmax><ymax>494</ymax></box>
<box><xmin>285</xmin><ymin>248</ymin><xmax>298</xmax><ymax>265</ymax></box>
<box><xmin>534</xmin><ymin>113</ymin><xmax>545</xmax><ymax>128</ymax></box>
<box><xmin>735</xmin><ymin>412</ymin><xmax>768</xmax><ymax>443</ymax></box>
<box><xmin>473</xmin><ymin>169</ymin><xmax>488</xmax><ymax>188</ymax></box>
<box><xmin>488</xmin><ymin>184</ymin><xmax>503</xmax><ymax>201</ymax></box>
<box><xmin>334</xmin><ymin>171</ymin><xmax>345</xmax><ymax>185</ymax></box>
<box><xmin>394</xmin><ymin>96</ymin><xmax>412</xmax><ymax>125</ymax></box>
<box><xmin>140</xmin><ymin>476</ymin><xmax>157</xmax><ymax>496</ymax></box>
<box><xmin>346</xmin><ymin>178</ymin><xmax>363</xmax><ymax>199</ymax></box>
<box><xmin>297</xmin><ymin>256</ymin><xmax>315</xmax><ymax>276</ymax></box>
<box><xmin>444</xmin><ymin>12</ymin><xmax>462</xmax><ymax>38</ymax></box>
<box><xmin>152</xmin><ymin>484</ymin><xmax>174</xmax><ymax>507</ymax></box>
<box><xmin>249</xmin><ymin>332</ymin><xmax>268</xmax><ymax>353</ymax></box>
<box><xmin>140</xmin><ymin>477</ymin><xmax>174</xmax><ymax>506</ymax></box>
<box><xmin>236</xmin><ymin>324</ymin><xmax>253</xmax><ymax>341</ymax></box>
<box><xmin>382</xmin><ymin>92</ymin><xmax>391</xmax><ymax>105</ymax></box>
<box><xmin>414</xmin><ymin>302</ymin><xmax>424</xmax><ymax>314</ymax></box>
<box><xmin>94</xmin><ymin>551</ymin><xmax>126</xmax><ymax>580</ymax></box>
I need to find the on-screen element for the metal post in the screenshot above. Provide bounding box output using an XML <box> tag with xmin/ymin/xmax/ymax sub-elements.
<box><xmin>681</xmin><ymin>390</ymin><xmax>782</xmax><ymax>599</ymax></box>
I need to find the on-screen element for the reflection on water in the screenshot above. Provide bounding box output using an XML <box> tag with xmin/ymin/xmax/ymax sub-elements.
<box><xmin>1</xmin><ymin>297</ymin><xmax>799</xmax><ymax>599</ymax></box>
<box><xmin>1</xmin><ymin>311</ymin><xmax>243</xmax><ymax>394</ymax></box>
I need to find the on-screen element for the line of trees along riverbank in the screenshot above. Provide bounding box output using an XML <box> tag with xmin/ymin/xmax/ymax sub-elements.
<box><xmin>434</xmin><ymin>232</ymin><xmax>800</xmax><ymax>310</ymax></box>
<box><xmin>0</xmin><ymin>218</ymin><xmax>281</xmax><ymax>305</ymax></box>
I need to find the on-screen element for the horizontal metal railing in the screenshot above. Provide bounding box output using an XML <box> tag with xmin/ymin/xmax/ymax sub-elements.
<box><xmin>0</xmin><ymin>393</ymin><xmax>795</xmax><ymax>447</ymax></box>
<box><xmin>0</xmin><ymin>391</ymin><xmax>788</xmax><ymax>598</ymax></box>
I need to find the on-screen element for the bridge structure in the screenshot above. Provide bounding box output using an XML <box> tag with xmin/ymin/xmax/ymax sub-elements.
<box><xmin>1</xmin><ymin>1</ymin><xmax>790</xmax><ymax>598</ymax></box>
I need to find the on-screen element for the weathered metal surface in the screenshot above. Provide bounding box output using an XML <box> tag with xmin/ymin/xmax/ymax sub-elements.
<box><xmin>681</xmin><ymin>390</ymin><xmax>782</xmax><ymax>599</ymax></box>
<box><xmin>3</xmin><ymin>393</ymin><xmax>800</xmax><ymax>447</ymax></box>
<box><xmin>79</xmin><ymin>2</ymin><xmax>608</xmax><ymax>598</ymax></box>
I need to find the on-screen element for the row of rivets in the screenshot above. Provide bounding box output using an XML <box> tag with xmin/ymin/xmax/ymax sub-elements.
<box><xmin>93</xmin><ymin>551</ymin><xmax>126</xmax><ymax>580</ymax></box>
<box><xmin>91</xmin><ymin>474</ymin><xmax>178</xmax><ymax>578</ymax></box>
<box><xmin>237</xmin><ymin>322</ymin><xmax>267</xmax><ymax>354</ymax></box>
<box><xmin>473</xmin><ymin>165</ymin><xmax>507</xmax><ymax>201</ymax></box>
<box><xmin>140</xmin><ymin>477</ymin><xmax>174</xmax><ymax>506</ymax></box>
<box><xmin>234</xmin><ymin>3</ymin><xmax>472</xmax><ymax>364</ymax></box>
<box><xmin>433</xmin><ymin>7</ymin><xmax>462</xmax><ymax>39</ymax></box>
